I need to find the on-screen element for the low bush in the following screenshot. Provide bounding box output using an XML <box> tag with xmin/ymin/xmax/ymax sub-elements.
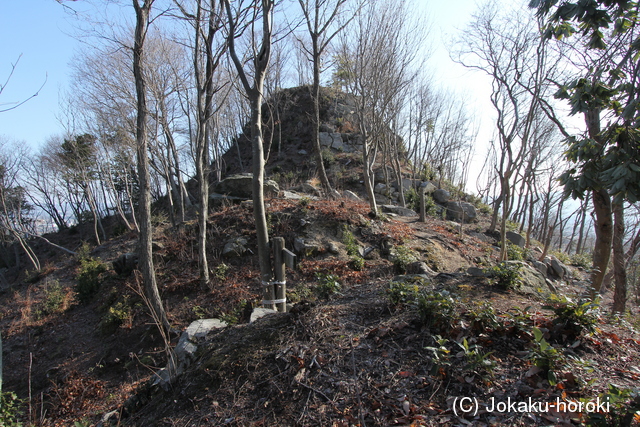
<box><xmin>417</xmin><ymin>291</ymin><xmax>458</xmax><ymax>333</ymax></box>
<box><xmin>487</xmin><ymin>261</ymin><xmax>521</xmax><ymax>290</ymax></box>
<box><xmin>315</xmin><ymin>273</ymin><xmax>341</xmax><ymax>299</ymax></box>
<box><xmin>75</xmin><ymin>258</ymin><xmax>108</xmax><ymax>303</ymax></box>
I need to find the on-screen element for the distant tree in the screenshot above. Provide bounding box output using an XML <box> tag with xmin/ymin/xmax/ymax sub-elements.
<box><xmin>454</xmin><ymin>2</ymin><xmax>560</xmax><ymax>261</ymax></box>
<box><xmin>58</xmin><ymin>133</ymin><xmax>106</xmax><ymax>244</ymax></box>
<box><xmin>530</xmin><ymin>0</ymin><xmax>640</xmax><ymax>309</ymax></box>
<box><xmin>0</xmin><ymin>139</ymin><xmax>39</xmax><ymax>270</ymax></box>
<box><xmin>337</xmin><ymin>0</ymin><xmax>420</xmax><ymax>215</ymax></box>
<box><xmin>295</xmin><ymin>0</ymin><xmax>362</xmax><ymax>198</ymax></box>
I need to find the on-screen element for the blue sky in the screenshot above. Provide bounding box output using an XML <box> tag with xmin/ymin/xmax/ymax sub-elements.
<box><xmin>0</xmin><ymin>0</ymin><xmax>487</xmax><ymax>151</ymax></box>
<box><xmin>0</xmin><ymin>1</ymin><xmax>79</xmax><ymax>147</ymax></box>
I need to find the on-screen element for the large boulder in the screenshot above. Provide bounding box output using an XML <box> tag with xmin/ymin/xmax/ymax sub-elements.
<box><xmin>506</xmin><ymin>231</ymin><xmax>526</xmax><ymax>248</ymax></box>
<box><xmin>549</xmin><ymin>258</ymin><xmax>569</xmax><ymax>280</ymax></box>
<box><xmin>319</xmin><ymin>132</ymin><xmax>345</xmax><ymax>150</ymax></box>
<box><xmin>433</xmin><ymin>189</ymin><xmax>450</xmax><ymax>204</ymax></box>
<box><xmin>222</xmin><ymin>237</ymin><xmax>249</xmax><ymax>258</ymax></box>
<box><xmin>113</xmin><ymin>253</ymin><xmax>138</xmax><ymax>276</ymax></box>
<box><xmin>214</xmin><ymin>174</ymin><xmax>279</xmax><ymax>199</ymax></box>
<box><xmin>445</xmin><ymin>201</ymin><xmax>477</xmax><ymax>223</ymax></box>
<box><xmin>381</xmin><ymin>205</ymin><xmax>418</xmax><ymax>217</ymax></box>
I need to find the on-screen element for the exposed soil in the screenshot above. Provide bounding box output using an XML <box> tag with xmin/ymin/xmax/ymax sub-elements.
<box><xmin>1</xmin><ymin>198</ymin><xmax>639</xmax><ymax>427</ymax></box>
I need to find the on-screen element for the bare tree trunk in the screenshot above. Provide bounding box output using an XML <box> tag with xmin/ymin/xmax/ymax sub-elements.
<box><xmin>612</xmin><ymin>202</ymin><xmax>627</xmax><ymax>313</ymax></box>
<box><xmin>224</xmin><ymin>0</ymin><xmax>275</xmax><ymax>305</ymax></box>
<box><xmin>133</xmin><ymin>0</ymin><xmax>170</xmax><ymax>334</ymax></box>
<box><xmin>590</xmin><ymin>188</ymin><xmax>613</xmax><ymax>300</ymax></box>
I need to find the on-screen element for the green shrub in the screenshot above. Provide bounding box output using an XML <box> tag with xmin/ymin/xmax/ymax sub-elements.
<box><xmin>390</xmin><ymin>245</ymin><xmax>418</xmax><ymax>274</ymax></box>
<box><xmin>315</xmin><ymin>273</ymin><xmax>341</xmax><ymax>299</ymax></box>
<box><xmin>545</xmin><ymin>295</ymin><xmax>599</xmax><ymax>337</ymax></box>
<box><xmin>342</xmin><ymin>226</ymin><xmax>360</xmax><ymax>257</ymax></box>
<box><xmin>0</xmin><ymin>391</ymin><xmax>23</xmax><ymax>427</ymax></box>
<box><xmin>417</xmin><ymin>291</ymin><xmax>457</xmax><ymax>332</ymax></box>
<box><xmin>506</xmin><ymin>243</ymin><xmax>525</xmax><ymax>261</ymax></box>
<box><xmin>551</xmin><ymin>250</ymin><xmax>571</xmax><ymax>264</ymax></box>
<box><xmin>467</xmin><ymin>302</ymin><xmax>501</xmax><ymax>333</ymax></box>
<box><xmin>585</xmin><ymin>385</ymin><xmax>640</xmax><ymax>427</ymax></box>
<box><xmin>488</xmin><ymin>262</ymin><xmax>521</xmax><ymax>290</ymax></box>
<box><xmin>569</xmin><ymin>252</ymin><xmax>591</xmax><ymax>268</ymax></box>
<box><xmin>214</xmin><ymin>262</ymin><xmax>229</xmax><ymax>281</ymax></box>
<box><xmin>75</xmin><ymin>258</ymin><xmax>107</xmax><ymax>303</ymax></box>
<box><xmin>386</xmin><ymin>281</ymin><xmax>420</xmax><ymax>306</ymax></box>
<box><xmin>528</xmin><ymin>327</ymin><xmax>562</xmax><ymax>384</ymax></box>
<box><xmin>349</xmin><ymin>255</ymin><xmax>365</xmax><ymax>271</ymax></box>
<box><xmin>100</xmin><ymin>298</ymin><xmax>132</xmax><ymax>334</ymax></box>
<box><xmin>405</xmin><ymin>187</ymin><xmax>419</xmax><ymax>212</ymax></box>
<box><xmin>40</xmin><ymin>281</ymin><xmax>68</xmax><ymax>316</ymax></box>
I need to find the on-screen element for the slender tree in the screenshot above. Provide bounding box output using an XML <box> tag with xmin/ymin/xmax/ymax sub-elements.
<box><xmin>223</xmin><ymin>0</ymin><xmax>275</xmax><ymax>306</ymax></box>
<box><xmin>133</xmin><ymin>0</ymin><xmax>170</xmax><ymax>333</ymax></box>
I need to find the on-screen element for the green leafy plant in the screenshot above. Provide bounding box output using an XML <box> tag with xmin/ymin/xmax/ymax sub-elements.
<box><xmin>569</xmin><ymin>252</ymin><xmax>591</xmax><ymax>269</ymax></box>
<box><xmin>100</xmin><ymin>297</ymin><xmax>132</xmax><ymax>334</ymax></box>
<box><xmin>425</xmin><ymin>335</ymin><xmax>451</xmax><ymax>378</ymax></box>
<box><xmin>315</xmin><ymin>273</ymin><xmax>341</xmax><ymax>299</ymax></box>
<box><xmin>456</xmin><ymin>338</ymin><xmax>496</xmax><ymax>381</ymax></box>
<box><xmin>349</xmin><ymin>255</ymin><xmax>365</xmax><ymax>271</ymax></box>
<box><xmin>75</xmin><ymin>257</ymin><xmax>107</xmax><ymax>303</ymax></box>
<box><xmin>417</xmin><ymin>291</ymin><xmax>458</xmax><ymax>333</ymax></box>
<box><xmin>386</xmin><ymin>281</ymin><xmax>420</xmax><ymax>306</ymax></box>
<box><xmin>466</xmin><ymin>302</ymin><xmax>501</xmax><ymax>333</ymax></box>
<box><xmin>192</xmin><ymin>305</ymin><xmax>207</xmax><ymax>319</ymax></box>
<box><xmin>214</xmin><ymin>262</ymin><xmax>229</xmax><ymax>282</ymax></box>
<box><xmin>487</xmin><ymin>261</ymin><xmax>521</xmax><ymax>290</ymax></box>
<box><xmin>545</xmin><ymin>295</ymin><xmax>599</xmax><ymax>338</ymax></box>
<box><xmin>528</xmin><ymin>327</ymin><xmax>562</xmax><ymax>385</ymax></box>
<box><xmin>504</xmin><ymin>306</ymin><xmax>534</xmax><ymax>335</ymax></box>
<box><xmin>584</xmin><ymin>384</ymin><xmax>640</xmax><ymax>427</ymax></box>
<box><xmin>0</xmin><ymin>391</ymin><xmax>23</xmax><ymax>427</ymax></box>
<box><xmin>390</xmin><ymin>245</ymin><xmax>418</xmax><ymax>274</ymax></box>
<box><xmin>342</xmin><ymin>225</ymin><xmax>360</xmax><ymax>257</ymax></box>
<box><xmin>298</xmin><ymin>196</ymin><xmax>311</xmax><ymax>207</ymax></box>
<box><xmin>39</xmin><ymin>280</ymin><xmax>69</xmax><ymax>316</ymax></box>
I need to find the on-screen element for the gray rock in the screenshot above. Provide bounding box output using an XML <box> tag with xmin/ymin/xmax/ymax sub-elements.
<box><xmin>161</xmin><ymin>318</ymin><xmax>227</xmax><ymax>384</ymax></box>
<box><xmin>319</xmin><ymin>132</ymin><xmax>344</xmax><ymax>150</ymax></box>
<box><xmin>421</xmin><ymin>181</ymin><xmax>436</xmax><ymax>194</ymax></box>
<box><xmin>407</xmin><ymin>261</ymin><xmax>435</xmax><ymax>275</ymax></box>
<box><xmin>298</xmin><ymin>149</ymin><xmax>308</xmax><ymax>155</ymax></box>
<box><xmin>215</xmin><ymin>174</ymin><xmax>279</xmax><ymax>199</ymax></box>
<box><xmin>250</xmin><ymin>307</ymin><xmax>277</xmax><ymax>323</ymax></box>
<box><xmin>327</xmin><ymin>242</ymin><xmax>340</xmax><ymax>254</ymax></box>
<box><xmin>550</xmin><ymin>258</ymin><xmax>568</xmax><ymax>279</ymax></box>
<box><xmin>113</xmin><ymin>253</ymin><xmax>138</xmax><ymax>276</ymax></box>
<box><xmin>445</xmin><ymin>201</ymin><xmax>477</xmax><ymax>223</ymax></box>
<box><xmin>374</xmin><ymin>183</ymin><xmax>388</xmax><ymax>194</ymax></box>
<box><xmin>293</xmin><ymin>237</ymin><xmax>321</xmax><ymax>256</ymax></box>
<box><xmin>506</xmin><ymin>231</ymin><xmax>526</xmax><ymax>248</ymax></box>
<box><xmin>381</xmin><ymin>205</ymin><xmax>418</xmax><ymax>217</ymax></box>
<box><xmin>503</xmin><ymin>261</ymin><xmax>554</xmax><ymax>295</ymax></box>
<box><xmin>532</xmin><ymin>261</ymin><xmax>549</xmax><ymax>277</ymax></box>
<box><xmin>433</xmin><ymin>189</ymin><xmax>450</xmax><ymax>204</ymax></box>
<box><xmin>222</xmin><ymin>237</ymin><xmax>249</xmax><ymax>258</ymax></box>
<box><xmin>467</xmin><ymin>267</ymin><xmax>488</xmax><ymax>277</ymax></box>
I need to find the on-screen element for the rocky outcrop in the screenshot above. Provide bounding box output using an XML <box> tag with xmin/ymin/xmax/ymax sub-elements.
<box><xmin>445</xmin><ymin>201</ymin><xmax>477</xmax><ymax>223</ymax></box>
<box><xmin>214</xmin><ymin>174</ymin><xmax>279</xmax><ymax>199</ymax></box>
<box><xmin>506</xmin><ymin>231</ymin><xmax>526</xmax><ymax>248</ymax></box>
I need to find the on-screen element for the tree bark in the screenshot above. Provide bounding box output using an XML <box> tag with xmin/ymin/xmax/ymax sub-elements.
<box><xmin>612</xmin><ymin>202</ymin><xmax>627</xmax><ymax>313</ymax></box>
<box><xmin>133</xmin><ymin>0</ymin><xmax>170</xmax><ymax>334</ymax></box>
<box><xmin>590</xmin><ymin>188</ymin><xmax>613</xmax><ymax>300</ymax></box>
